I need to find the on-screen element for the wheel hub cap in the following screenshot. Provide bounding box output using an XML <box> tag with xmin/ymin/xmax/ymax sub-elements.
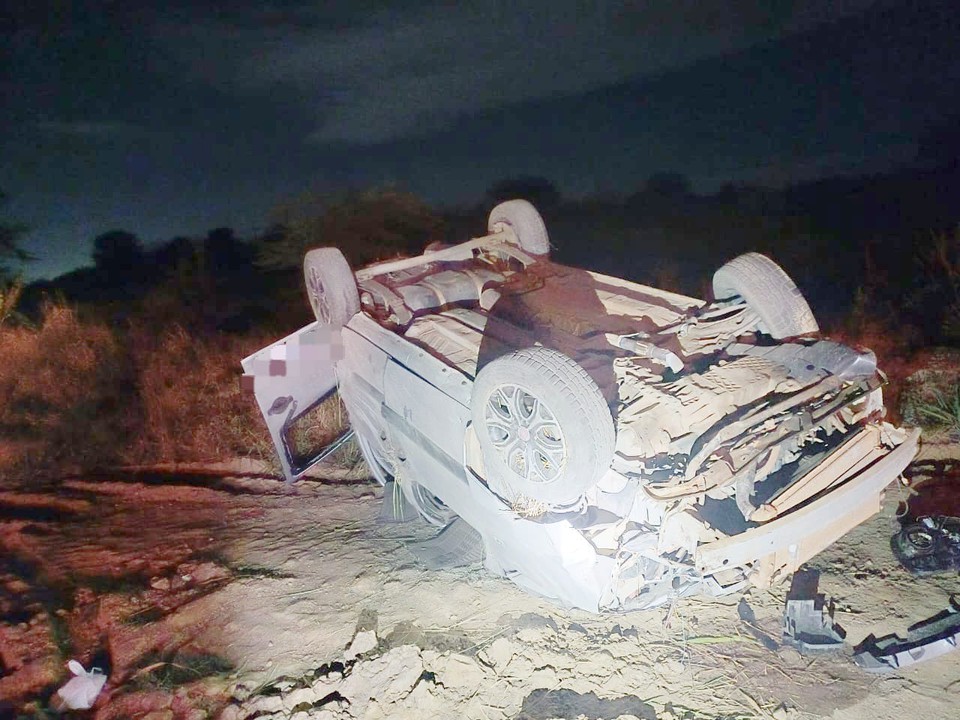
<box><xmin>484</xmin><ymin>383</ymin><xmax>567</xmax><ymax>484</ymax></box>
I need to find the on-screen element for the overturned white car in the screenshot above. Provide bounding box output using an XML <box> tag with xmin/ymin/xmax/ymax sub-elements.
<box><xmin>242</xmin><ymin>200</ymin><xmax>918</xmax><ymax>612</ymax></box>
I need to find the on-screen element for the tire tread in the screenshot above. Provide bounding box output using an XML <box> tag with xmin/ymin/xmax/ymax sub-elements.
<box><xmin>712</xmin><ymin>252</ymin><xmax>818</xmax><ymax>339</ymax></box>
<box><xmin>472</xmin><ymin>347</ymin><xmax>614</xmax><ymax>506</ymax></box>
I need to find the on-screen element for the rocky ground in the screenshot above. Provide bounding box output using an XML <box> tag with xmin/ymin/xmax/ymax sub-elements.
<box><xmin>1</xmin><ymin>440</ymin><xmax>958</xmax><ymax>720</ymax></box>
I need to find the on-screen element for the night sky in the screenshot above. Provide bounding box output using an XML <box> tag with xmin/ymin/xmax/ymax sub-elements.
<box><xmin>2</xmin><ymin>0</ymin><xmax>959</xmax><ymax>280</ymax></box>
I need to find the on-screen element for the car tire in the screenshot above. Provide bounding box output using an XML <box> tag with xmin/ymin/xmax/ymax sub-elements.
<box><xmin>403</xmin><ymin>480</ymin><xmax>457</xmax><ymax>527</ymax></box>
<box><xmin>712</xmin><ymin>252</ymin><xmax>819</xmax><ymax>339</ymax></box>
<box><xmin>359</xmin><ymin>430</ymin><xmax>457</xmax><ymax>526</ymax></box>
<box><xmin>303</xmin><ymin>247</ymin><xmax>361</xmax><ymax>326</ymax></box>
<box><xmin>487</xmin><ymin>199</ymin><xmax>550</xmax><ymax>256</ymax></box>
<box><xmin>471</xmin><ymin>347</ymin><xmax>615</xmax><ymax>507</ymax></box>
<box><xmin>356</xmin><ymin>430</ymin><xmax>394</xmax><ymax>486</ymax></box>
<box><xmin>890</xmin><ymin>520</ymin><xmax>943</xmax><ymax>574</ymax></box>
<box><xmin>901</xmin><ymin>522</ymin><xmax>937</xmax><ymax>554</ymax></box>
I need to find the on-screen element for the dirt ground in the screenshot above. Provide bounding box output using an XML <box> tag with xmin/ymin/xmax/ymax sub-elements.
<box><xmin>1</xmin><ymin>438</ymin><xmax>959</xmax><ymax>720</ymax></box>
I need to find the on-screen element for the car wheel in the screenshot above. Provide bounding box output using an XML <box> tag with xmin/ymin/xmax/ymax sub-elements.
<box><xmin>487</xmin><ymin>199</ymin><xmax>550</xmax><ymax>256</ymax></box>
<box><xmin>403</xmin><ymin>481</ymin><xmax>457</xmax><ymax>527</ymax></box>
<box><xmin>355</xmin><ymin>430</ymin><xmax>394</xmax><ymax>486</ymax></box>
<box><xmin>890</xmin><ymin>518</ymin><xmax>955</xmax><ymax>575</ymax></box>
<box><xmin>303</xmin><ymin>247</ymin><xmax>361</xmax><ymax>326</ymax></box>
<box><xmin>712</xmin><ymin>252</ymin><xmax>819</xmax><ymax>339</ymax></box>
<box><xmin>471</xmin><ymin>347</ymin><xmax>615</xmax><ymax>508</ymax></box>
<box><xmin>902</xmin><ymin>523</ymin><xmax>936</xmax><ymax>553</ymax></box>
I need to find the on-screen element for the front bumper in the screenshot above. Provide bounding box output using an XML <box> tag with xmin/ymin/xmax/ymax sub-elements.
<box><xmin>696</xmin><ymin>427</ymin><xmax>921</xmax><ymax>587</ymax></box>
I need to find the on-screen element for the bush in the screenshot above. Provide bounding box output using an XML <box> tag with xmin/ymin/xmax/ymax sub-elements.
<box><xmin>0</xmin><ymin>302</ymin><xmax>282</xmax><ymax>483</ymax></box>
<box><xmin>0</xmin><ymin>304</ymin><xmax>139</xmax><ymax>480</ymax></box>
<box><xmin>127</xmin><ymin>325</ymin><xmax>275</xmax><ymax>465</ymax></box>
<box><xmin>0</xmin><ymin>278</ymin><xmax>27</xmax><ymax>328</ymax></box>
<box><xmin>897</xmin><ymin>348</ymin><xmax>960</xmax><ymax>432</ymax></box>
<box><xmin>260</xmin><ymin>188</ymin><xmax>444</xmax><ymax>272</ymax></box>
<box><xmin>906</xmin><ymin>225</ymin><xmax>960</xmax><ymax>345</ymax></box>
<box><xmin>914</xmin><ymin>384</ymin><xmax>960</xmax><ymax>434</ymax></box>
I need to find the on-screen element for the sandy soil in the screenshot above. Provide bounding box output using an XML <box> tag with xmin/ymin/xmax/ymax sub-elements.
<box><xmin>1</xmin><ymin>441</ymin><xmax>958</xmax><ymax>720</ymax></box>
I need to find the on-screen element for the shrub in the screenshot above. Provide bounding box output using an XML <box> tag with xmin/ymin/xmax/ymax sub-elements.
<box><xmin>0</xmin><ymin>304</ymin><xmax>139</xmax><ymax>481</ymax></box>
<box><xmin>0</xmin><ymin>278</ymin><xmax>27</xmax><ymax>328</ymax></box>
<box><xmin>127</xmin><ymin>325</ymin><xmax>276</xmax><ymax>465</ymax></box>
<box><xmin>904</xmin><ymin>225</ymin><xmax>960</xmax><ymax>345</ymax></box>
<box><xmin>0</xmin><ymin>303</ymin><xmax>282</xmax><ymax>482</ymax></box>
<box><xmin>897</xmin><ymin>348</ymin><xmax>960</xmax><ymax>431</ymax></box>
<box><xmin>260</xmin><ymin>188</ymin><xmax>444</xmax><ymax>272</ymax></box>
<box><xmin>914</xmin><ymin>384</ymin><xmax>960</xmax><ymax>434</ymax></box>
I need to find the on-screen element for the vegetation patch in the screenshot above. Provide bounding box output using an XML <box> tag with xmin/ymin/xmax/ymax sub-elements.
<box><xmin>123</xmin><ymin>605</ymin><xmax>166</xmax><ymax>626</ymax></box>
<box><xmin>0</xmin><ymin>303</ymin><xmax>280</xmax><ymax>483</ymax></box>
<box><xmin>47</xmin><ymin>612</ymin><xmax>73</xmax><ymax>660</ymax></box>
<box><xmin>229</xmin><ymin>564</ymin><xmax>293</xmax><ymax>580</ymax></box>
<box><xmin>898</xmin><ymin>348</ymin><xmax>960</xmax><ymax>430</ymax></box>
<box><xmin>129</xmin><ymin>650</ymin><xmax>235</xmax><ymax>692</ymax></box>
<box><xmin>0</xmin><ymin>304</ymin><xmax>139</xmax><ymax>481</ymax></box>
<box><xmin>914</xmin><ymin>383</ymin><xmax>960</xmax><ymax>435</ymax></box>
<box><xmin>71</xmin><ymin>572</ymin><xmax>152</xmax><ymax>596</ymax></box>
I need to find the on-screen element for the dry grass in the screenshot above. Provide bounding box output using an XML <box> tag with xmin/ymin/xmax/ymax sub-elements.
<box><xmin>127</xmin><ymin>324</ymin><xmax>275</xmax><ymax>465</ymax></box>
<box><xmin>0</xmin><ymin>304</ymin><xmax>138</xmax><ymax>480</ymax></box>
<box><xmin>0</xmin><ymin>303</ymin><xmax>281</xmax><ymax>483</ymax></box>
<box><xmin>285</xmin><ymin>392</ymin><xmax>353</xmax><ymax>462</ymax></box>
<box><xmin>0</xmin><ymin>278</ymin><xmax>26</xmax><ymax>327</ymax></box>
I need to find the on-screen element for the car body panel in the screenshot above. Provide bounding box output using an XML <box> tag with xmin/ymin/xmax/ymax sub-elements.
<box><xmin>696</xmin><ymin>426</ymin><xmax>919</xmax><ymax>584</ymax></box>
<box><xmin>240</xmin><ymin>322</ymin><xmax>345</xmax><ymax>480</ymax></box>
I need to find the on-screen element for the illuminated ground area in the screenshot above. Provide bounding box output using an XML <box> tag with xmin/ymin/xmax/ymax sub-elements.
<box><xmin>1</xmin><ymin>444</ymin><xmax>957</xmax><ymax>719</ymax></box>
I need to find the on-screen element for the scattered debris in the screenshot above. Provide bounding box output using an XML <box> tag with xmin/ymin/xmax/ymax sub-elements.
<box><xmin>782</xmin><ymin>569</ymin><xmax>845</xmax><ymax>654</ymax></box>
<box><xmin>51</xmin><ymin>660</ymin><xmax>107</xmax><ymax>711</ymax></box>
<box><xmin>854</xmin><ymin>601</ymin><xmax>960</xmax><ymax>672</ymax></box>
<box><xmin>893</xmin><ymin>460</ymin><xmax>960</xmax><ymax>574</ymax></box>
<box><xmin>891</xmin><ymin>515</ymin><xmax>960</xmax><ymax>575</ymax></box>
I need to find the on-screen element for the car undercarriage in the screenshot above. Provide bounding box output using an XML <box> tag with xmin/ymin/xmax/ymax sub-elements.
<box><xmin>242</xmin><ymin>199</ymin><xmax>918</xmax><ymax>612</ymax></box>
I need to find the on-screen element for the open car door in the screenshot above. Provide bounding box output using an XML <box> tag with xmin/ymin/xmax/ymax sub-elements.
<box><xmin>240</xmin><ymin>322</ymin><xmax>351</xmax><ymax>481</ymax></box>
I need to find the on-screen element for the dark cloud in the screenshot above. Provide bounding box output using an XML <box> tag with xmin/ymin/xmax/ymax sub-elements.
<box><xmin>1</xmin><ymin>0</ymin><xmax>958</xmax><ymax>280</ymax></box>
<box><xmin>35</xmin><ymin>120</ymin><xmax>149</xmax><ymax>139</ymax></box>
<box><xmin>145</xmin><ymin>0</ymin><xmax>879</xmax><ymax>146</ymax></box>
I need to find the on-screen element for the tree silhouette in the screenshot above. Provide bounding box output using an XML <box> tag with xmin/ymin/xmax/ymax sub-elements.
<box><xmin>0</xmin><ymin>191</ymin><xmax>33</xmax><ymax>281</ymax></box>
<box><xmin>0</xmin><ymin>191</ymin><xmax>34</xmax><ymax>326</ymax></box>
<box><xmin>150</xmin><ymin>236</ymin><xmax>196</xmax><ymax>273</ymax></box>
<box><xmin>92</xmin><ymin>230</ymin><xmax>145</xmax><ymax>275</ymax></box>
<box><xmin>203</xmin><ymin>227</ymin><xmax>255</xmax><ymax>275</ymax></box>
<box><xmin>261</xmin><ymin>188</ymin><xmax>443</xmax><ymax>271</ymax></box>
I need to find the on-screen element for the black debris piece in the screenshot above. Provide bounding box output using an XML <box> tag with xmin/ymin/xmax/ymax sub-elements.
<box><xmin>891</xmin><ymin>515</ymin><xmax>960</xmax><ymax>575</ymax></box>
<box><xmin>782</xmin><ymin>569</ymin><xmax>845</xmax><ymax>654</ymax></box>
<box><xmin>854</xmin><ymin>601</ymin><xmax>960</xmax><ymax>672</ymax></box>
